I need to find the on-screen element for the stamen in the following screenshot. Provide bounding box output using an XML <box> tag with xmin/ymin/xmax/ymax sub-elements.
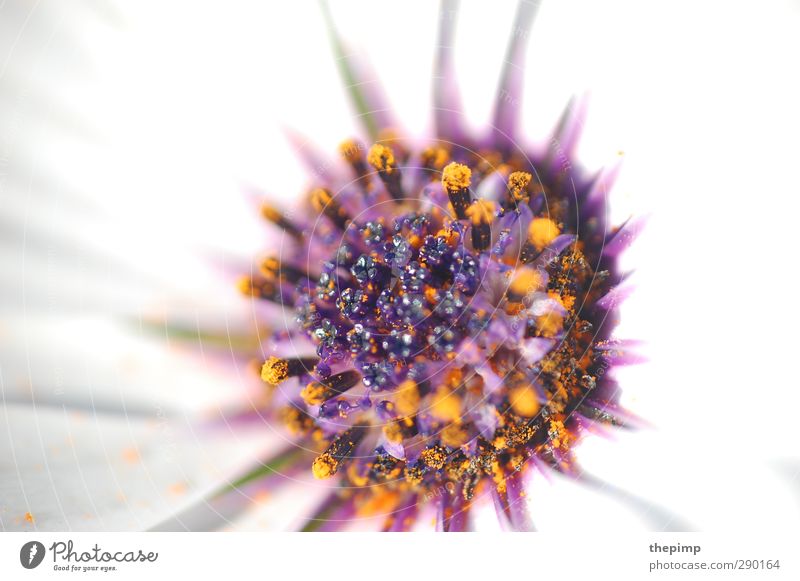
<box><xmin>404</xmin><ymin>463</ymin><xmax>425</xmax><ymax>484</ymax></box>
<box><xmin>237</xmin><ymin>275</ymin><xmax>288</xmax><ymax>303</ymax></box>
<box><xmin>430</xmin><ymin>385</ymin><xmax>462</xmax><ymax>422</ymax></box>
<box><xmin>507</xmin><ymin>267</ymin><xmax>543</xmax><ymax>301</ymax></box>
<box><xmin>312</xmin><ymin>425</ymin><xmax>367</xmax><ymax>479</ymax></box>
<box><xmin>507</xmin><ymin>171</ymin><xmax>532</xmax><ymax>204</ymax></box>
<box><xmin>535</xmin><ymin>311</ymin><xmax>563</xmax><ymax>338</ymax></box>
<box><xmin>383</xmin><ymin>416</ymin><xmax>417</xmax><ymax>442</ymax></box>
<box><xmin>367</xmin><ymin>143</ymin><xmax>404</xmax><ymax>201</ymax></box>
<box><xmin>528</xmin><ymin>217</ymin><xmax>561</xmax><ymax>251</ymax></box>
<box><xmin>376</xmin><ymin>128</ymin><xmax>409</xmax><ymax>162</ymax></box>
<box><xmin>508</xmin><ymin>384</ymin><xmax>540</xmax><ymax>417</ymax></box>
<box><xmin>440</xmin><ymin>422</ymin><xmax>469</xmax><ymax>448</ymax></box>
<box><xmin>520</xmin><ymin>217</ymin><xmax>561</xmax><ymax>262</ymax></box>
<box><xmin>261</xmin><ymin>355</ymin><xmax>319</xmax><ymax>386</ymax></box>
<box><xmin>420</xmin><ymin>146</ymin><xmax>450</xmax><ymax>176</ymax></box>
<box><xmin>339</xmin><ymin>139</ymin><xmax>370</xmax><ymax>187</ymax></box>
<box><xmin>260</xmin><ymin>203</ymin><xmax>303</xmax><ymax>239</ymax></box>
<box><xmin>311</xmin><ymin>188</ymin><xmax>351</xmax><ymax>230</ymax></box>
<box><xmin>442</xmin><ymin>162</ymin><xmax>472</xmax><ymax>219</ymax></box>
<box><xmin>260</xmin><ymin>256</ymin><xmax>309</xmax><ymax>284</ymax></box>
<box><xmin>300</xmin><ymin>369</ymin><xmax>361</xmax><ymax>406</ymax></box>
<box><xmin>280</xmin><ymin>405</ymin><xmax>315</xmax><ymax>435</ymax></box>
<box><xmin>465</xmin><ymin>199</ymin><xmax>496</xmax><ymax>251</ymax></box>
<box><xmin>393</xmin><ymin>380</ymin><xmax>420</xmax><ymax>416</ymax></box>
<box><xmin>420</xmin><ymin>445</ymin><xmax>448</xmax><ymax>470</ymax></box>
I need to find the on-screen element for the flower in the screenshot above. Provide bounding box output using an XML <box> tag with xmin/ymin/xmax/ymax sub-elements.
<box><xmin>4</xmin><ymin>0</ymin><xmax>800</xmax><ymax>536</ymax></box>
<box><xmin>231</xmin><ymin>0</ymin><xmax>641</xmax><ymax>531</ymax></box>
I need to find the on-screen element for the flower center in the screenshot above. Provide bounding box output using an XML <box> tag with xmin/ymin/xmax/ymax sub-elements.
<box><xmin>246</xmin><ymin>138</ymin><xmax>616</xmax><ymax>503</ymax></box>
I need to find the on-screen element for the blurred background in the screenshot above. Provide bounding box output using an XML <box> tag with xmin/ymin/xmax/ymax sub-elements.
<box><xmin>1</xmin><ymin>0</ymin><xmax>799</xmax><ymax>531</ymax></box>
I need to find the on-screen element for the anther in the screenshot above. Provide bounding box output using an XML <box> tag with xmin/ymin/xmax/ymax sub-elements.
<box><xmin>442</xmin><ymin>162</ymin><xmax>472</xmax><ymax>219</ymax></box>
<box><xmin>311</xmin><ymin>188</ymin><xmax>351</xmax><ymax>230</ymax></box>
<box><xmin>339</xmin><ymin>139</ymin><xmax>371</xmax><ymax>189</ymax></box>
<box><xmin>367</xmin><ymin>144</ymin><xmax>404</xmax><ymax>202</ymax></box>
<box><xmin>261</xmin><ymin>355</ymin><xmax>320</xmax><ymax>386</ymax></box>
<box><xmin>301</xmin><ymin>370</ymin><xmax>361</xmax><ymax>406</ymax></box>
<box><xmin>260</xmin><ymin>256</ymin><xmax>309</xmax><ymax>284</ymax></box>
<box><xmin>520</xmin><ymin>217</ymin><xmax>561</xmax><ymax>262</ymax></box>
<box><xmin>507</xmin><ymin>267</ymin><xmax>543</xmax><ymax>301</ymax></box>
<box><xmin>507</xmin><ymin>171</ymin><xmax>532</xmax><ymax>205</ymax></box>
<box><xmin>420</xmin><ymin>146</ymin><xmax>450</xmax><ymax>177</ymax></box>
<box><xmin>237</xmin><ymin>275</ymin><xmax>291</xmax><ymax>304</ymax></box>
<box><xmin>260</xmin><ymin>203</ymin><xmax>303</xmax><ymax>240</ymax></box>
<box><xmin>312</xmin><ymin>425</ymin><xmax>368</xmax><ymax>479</ymax></box>
<box><xmin>465</xmin><ymin>199</ymin><xmax>496</xmax><ymax>251</ymax></box>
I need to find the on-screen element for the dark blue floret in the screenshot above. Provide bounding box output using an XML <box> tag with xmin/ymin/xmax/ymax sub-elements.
<box><xmin>392</xmin><ymin>292</ymin><xmax>427</xmax><ymax>326</ymax></box>
<box><xmin>384</xmin><ymin>234</ymin><xmax>412</xmax><ymax>269</ymax></box>
<box><xmin>337</xmin><ymin>287</ymin><xmax>372</xmax><ymax>319</ymax></box>
<box><xmin>381</xmin><ymin>329</ymin><xmax>417</xmax><ymax>359</ymax></box>
<box><xmin>451</xmin><ymin>251</ymin><xmax>480</xmax><ymax>295</ymax></box>
<box><xmin>431</xmin><ymin>290</ymin><xmax>466</xmax><ymax>320</ymax></box>
<box><xmin>313</xmin><ymin>318</ymin><xmax>338</xmax><ymax>353</ymax></box>
<box><xmin>401</xmin><ymin>261</ymin><xmax>431</xmax><ymax>293</ymax></box>
<box><xmin>351</xmin><ymin>254</ymin><xmax>390</xmax><ymax>286</ymax></box>
<box><xmin>418</xmin><ymin>235</ymin><xmax>451</xmax><ymax>271</ymax></box>
<box><xmin>346</xmin><ymin>323</ymin><xmax>372</xmax><ymax>354</ymax></box>
<box><xmin>316</xmin><ymin>261</ymin><xmax>339</xmax><ymax>300</ymax></box>
<box><xmin>358</xmin><ymin>360</ymin><xmax>397</xmax><ymax>391</ymax></box>
<box><xmin>427</xmin><ymin>324</ymin><xmax>459</xmax><ymax>354</ymax></box>
<box><xmin>335</xmin><ymin>243</ymin><xmax>356</xmax><ymax>267</ymax></box>
<box><xmin>393</xmin><ymin>212</ymin><xmax>429</xmax><ymax>236</ymax></box>
<box><xmin>360</xmin><ymin>221</ymin><xmax>386</xmax><ymax>246</ymax></box>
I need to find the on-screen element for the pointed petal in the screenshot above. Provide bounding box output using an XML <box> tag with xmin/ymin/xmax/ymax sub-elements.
<box><xmin>491</xmin><ymin>468</ymin><xmax>535</xmax><ymax>531</ymax></box>
<box><xmin>222</xmin><ymin>447</ymin><xmax>307</xmax><ymax>492</ymax></box>
<box><xmin>575</xmin><ymin>471</ymin><xmax>696</xmax><ymax>531</ymax></box>
<box><xmin>137</xmin><ymin>317</ymin><xmax>261</xmax><ymax>353</ymax></box>
<box><xmin>581</xmin><ymin>161</ymin><xmax>623</xmax><ymax>219</ymax></box>
<box><xmin>596</xmin><ymin>284</ymin><xmax>635</xmax><ymax>311</ymax></box>
<box><xmin>283</xmin><ymin>127</ymin><xmax>345</xmax><ymax>186</ymax></box>
<box><xmin>0</xmin><ymin>403</ymin><xmax>270</xmax><ymax>531</ymax></box>
<box><xmin>438</xmin><ymin>484</ymin><xmax>471</xmax><ymax>532</ymax></box>
<box><xmin>491</xmin><ymin>0</ymin><xmax>541</xmax><ymax>152</ymax></box>
<box><xmin>433</xmin><ymin>0</ymin><xmax>466</xmax><ymax>141</ymax></box>
<box><xmin>319</xmin><ymin>0</ymin><xmax>394</xmax><ymax>140</ymax></box>
<box><xmin>299</xmin><ymin>491</ymin><xmax>351</xmax><ymax>532</ymax></box>
<box><xmin>148</xmin><ymin>447</ymin><xmax>305</xmax><ymax>531</ymax></box>
<box><xmin>577</xmin><ymin>400</ymin><xmax>647</xmax><ymax>429</ymax></box>
<box><xmin>546</xmin><ymin>93</ymin><xmax>590</xmax><ymax>175</ymax></box>
<box><xmin>382</xmin><ymin>496</ymin><xmax>419</xmax><ymax>531</ymax></box>
<box><xmin>603</xmin><ymin>215</ymin><xmax>648</xmax><ymax>258</ymax></box>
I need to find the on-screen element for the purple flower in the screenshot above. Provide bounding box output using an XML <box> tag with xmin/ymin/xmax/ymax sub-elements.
<box><xmin>234</xmin><ymin>0</ymin><xmax>640</xmax><ymax>532</ymax></box>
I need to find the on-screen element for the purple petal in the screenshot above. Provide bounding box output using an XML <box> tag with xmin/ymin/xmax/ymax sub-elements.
<box><xmin>491</xmin><ymin>468</ymin><xmax>535</xmax><ymax>531</ymax></box>
<box><xmin>520</xmin><ymin>337</ymin><xmax>555</xmax><ymax>364</ymax></box>
<box><xmin>603</xmin><ymin>215</ymin><xmax>648</xmax><ymax>258</ymax></box>
<box><xmin>546</xmin><ymin>94</ymin><xmax>590</xmax><ymax>175</ymax></box>
<box><xmin>596</xmin><ymin>284</ymin><xmax>635</xmax><ymax>311</ymax></box>
<box><xmin>437</xmin><ymin>483</ymin><xmax>470</xmax><ymax>532</ymax></box>
<box><xmin>283</xmin><ymin>127</ymin><xmax>345</xmax><ymax>186</ymax></box>
<box><xmin>491</xmin><ymin>0</ymin><xmax>541</xmax><ymax>152</ymax></box>
<box><xmin>433</xmin><ymin>0</ymin><xmax>466</xmax><ymax>142</ymax></box>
